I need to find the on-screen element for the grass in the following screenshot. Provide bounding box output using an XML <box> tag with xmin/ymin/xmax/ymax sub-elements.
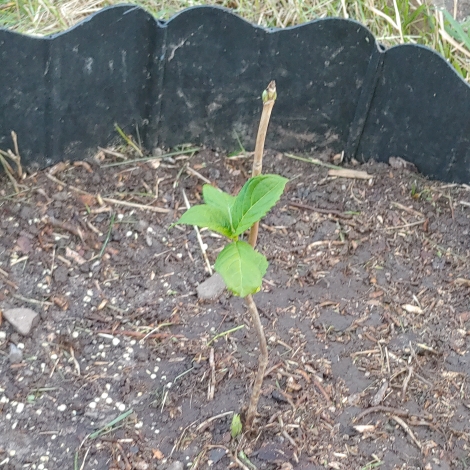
<box><xmin>0</xmin><ymin>0</ymin><xmax>470</xmax><ymax>79</ymax></box>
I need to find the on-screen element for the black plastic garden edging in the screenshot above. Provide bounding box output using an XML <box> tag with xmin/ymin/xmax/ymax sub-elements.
<box><xmin>1</xmin><ymin>5</ymin><xmax>470</xmax><ymax>183</ymax></box>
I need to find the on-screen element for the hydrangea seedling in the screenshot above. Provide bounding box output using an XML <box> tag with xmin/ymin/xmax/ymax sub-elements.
<box><xmin>175</xmin><ymin>81</ymin><xmax>282</xmax><ymax>428</ymax></box>
<box><xmin>175</xmin><ymin>174</ymin><xmax>287</xmax><ymax>296</ymax></box>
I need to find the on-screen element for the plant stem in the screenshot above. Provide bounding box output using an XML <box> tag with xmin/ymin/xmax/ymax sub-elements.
<box><xmin>244</xmin><ymin>81</ymin><xmax>277</xmax><ymax>428</ymax></box>
<box><xmin>244</xmin><ymin>293</ymin><xmax>269</xmax><ymax>429</ymax></box>
<box><xmin>248</xmin><ymin>80</ymin><xmax>277</xmax><ymax>247</ymax></box>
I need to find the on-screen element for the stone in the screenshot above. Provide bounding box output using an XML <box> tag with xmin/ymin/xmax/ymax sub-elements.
<box><xmin>209</xmin><ymin>447</ymin><xmax>226</xmax><ymax>464</ymax></box>
<box><xmin>9</xmin><ymin>343</ymin><xmax>23</xmax><ymax>364</ymax></box>
<box><xmin>196</xmin><ymin>273</ymin><xmax>226</xmax><ymax>301</ymax></box>
<box><xmin>3</xmin><ymin>308</ymin><xmax>39</xmax><ymax>336</ymax></box>
<box><xmin>135</xmin><ymin>219</ymin><xmax>149</xmax><ymax>233</ymax></box>
<box><xmin>167</xmin><ymin>462</ymin><xmax>183</xmax><ymax>470</ymax></box>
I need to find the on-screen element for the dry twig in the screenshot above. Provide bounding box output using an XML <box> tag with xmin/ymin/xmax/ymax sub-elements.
<box><xmin>391</xmin><ymin>415</ymin><xmax>422</xmax><ymax>450</ymax></box>
<box><xmin>182</xmin><ymin>189</ymin><xmax>212</xmax><ymax>275</ymax></box>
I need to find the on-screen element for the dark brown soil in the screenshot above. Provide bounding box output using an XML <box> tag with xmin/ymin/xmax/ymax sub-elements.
<box><xmin>0</xmin><ymin>146</ymin><xmax>469</xmax><ymax>470</ymax></box>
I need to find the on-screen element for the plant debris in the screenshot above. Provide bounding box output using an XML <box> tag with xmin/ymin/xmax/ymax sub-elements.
<box><xmin>0</xmin><ymin>146</ymin><xmax>469</xmax><ymax>469</ymax></box>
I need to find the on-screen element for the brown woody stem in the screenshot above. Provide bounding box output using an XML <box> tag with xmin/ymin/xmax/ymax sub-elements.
<box><xmin>244</xmin><ymin>293</ymin><xmax>269</xmax><ymax>429</ymax></box>
<box><xmin>248</xmin><ymin>80</ymin><xmax>277</xmax><ymax>248</ymax></box>
<box><xmin>244</xmin><ymin>81</ymin><xmax>277</xmax><ymax>429</ymax></box>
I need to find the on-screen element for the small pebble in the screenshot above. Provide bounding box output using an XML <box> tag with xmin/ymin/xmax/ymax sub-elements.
<box><xmin>57</xmin><ymin>404</ymin><xmax>66</xmax><ymax>412</ymax></box>
<box><xmin>116</xmin><ymin>403</ymin><xmax>126</xmax><ymax>412</ymax></box>
<box><xmin>0</xmin><ymin>331</ymin><xmax>7</xmax><ymax>340</ymax></box>
<box><xmin>112</xmin><ymin>338</ymin><xmax>120</xmax><ymax>346</ymax></box>
<box><xmin>3</xmin><ymin>307</ymin><xmax>39</xmax><ymax>336</ymax></box>
<box><xmin>167</xmin><ymin>462</ymin><xmax>184</xmax><ymax>470</ymax></box>
<box><xmin>9</xmin><ymin>344</ymin><xmax>23</xmax><ymax>364</ymax></box>
<box><xmin>16</xmin><ymin>403</ymin><xmax>25</xmax><ymax>413</ymax></box>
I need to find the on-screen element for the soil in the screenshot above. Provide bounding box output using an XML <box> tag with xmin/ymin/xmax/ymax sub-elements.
<box><xmin>0</xmin><ymin>146</ymin><xmax>469</xmax><ymax>470</ymax></box>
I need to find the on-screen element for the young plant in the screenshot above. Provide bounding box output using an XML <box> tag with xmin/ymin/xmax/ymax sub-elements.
<box><xmin>175</xmin><ymin>174</ymin><xmax>287</xmax><ymax>421</ymax></box>
<box><xmin>175</xmin><ymin>81</ymin><xmax>283</xmax><ymax>428</ymax></box>
<box><xmin>175</xmin><ymin>175</ymin><xmax>287</xmax><ymax>293</ymax></box>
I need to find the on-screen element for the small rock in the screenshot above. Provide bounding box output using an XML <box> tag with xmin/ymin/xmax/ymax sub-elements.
<box><xmin>133</xmin><ymin>462</ymin><xmax>148</xmax><ymax>470</ymax></box>
<box><xmin>272</xmin><ymin>389</ymin><xmax>289</xmax><ymax>403</ymax></box>
<box><xmin>53</xmin><ymin>266</ymin><xmax>69</xmax><ymax>283</ymax></box>
<box><xmin>209</xmin><ymin>447</ymin><xmax>226</xmax><ymax>464</ymax></box>
<box><xmin>3</xmin><ymin>308</ymin><xmax>39</xmax><ymax>336</ymax></box>
<box><xmin>9</xmin><ymin>343</ymin><xmax>23</xmax><ymax>364</ymax></box>
<box><xmin>196</xmin><ymin>273</ymin><xmax>226</xmax><ymax>301</ymax></box>
<box><xmin>19</xmin><ymin>206</ymin><xmax>34</xmax><ymax>220</ymax></box>
<box><xmin>135</xmin><ymin>219</ymin><xmax>149</xmax><ymax>233</ymax></box>
<box><xmin>167</xmin><ymin>462</ymin><xmax>183</xmax><ymax>470</ymax></box>
<box><xmin>16</xmin><ymin>235</ymin><xmax>32</xmax><ymax>254</ymax></box>
<box><xmin>52</xmin><ymin>191</ymin><xmax>68</xmax><ymax>202</ymax></box>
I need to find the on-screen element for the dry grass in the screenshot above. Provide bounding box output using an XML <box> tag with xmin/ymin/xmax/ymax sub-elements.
<box><xmin>0</xmin><ymin>0</ymin><xmax>470</xmax><ymax>78</ymax></box>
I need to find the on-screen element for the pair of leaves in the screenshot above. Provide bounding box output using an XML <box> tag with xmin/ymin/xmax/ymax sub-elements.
<box><xmin>175</xmin><ymin>174</ymin><xmax>288</xmax><ymax>297</ymax></box>
<box><xmin>176</xmin><ymin>174</ymin><xmax>287</xmax><ymax>240</ymax></box>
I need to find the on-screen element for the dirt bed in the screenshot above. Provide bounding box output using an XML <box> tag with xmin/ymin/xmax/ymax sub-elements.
<box><xmin>0</xmin><ymin>147</ymin><xmax>469</xmax><ymax>470</ymax></box>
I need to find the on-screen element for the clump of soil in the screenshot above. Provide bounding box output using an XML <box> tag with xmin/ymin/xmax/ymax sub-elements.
<box><xmin>0</xmin><ymin>147</ymin><xmax>469</xmax><ymax>469</ymax></box>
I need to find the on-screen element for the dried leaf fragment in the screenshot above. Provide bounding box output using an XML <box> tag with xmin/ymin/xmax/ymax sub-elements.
<box><xmin>52</xmin><ymin>296</ymin><xmax>69</xmax><ymax>310</ymax></box>
<box><xmin>152</xmin><ymin>449</ymin><xmax>164</xmax><ymax>460</ymax></box>
<box><xmin>286</xmin><ymin>376</ymin><xmax>302</xmax><ymax>392</ymax></box>
<box><xmin>370</xmin><ymin>380</ymin><xmax>389</xmax><ymax>406</ymax></box>
<box><xmin>65</xmin><ymin>247</ymin><xmax>86</xmax><ymax>265</ymax></box>
<box><xmin>402</xmin><ymin>304</ymin><xmax>423</xmax><ymax>314</ymax></box>
<box><xmin>77</xmin><ymin>193</ymin><xmax>96</xmax><ymax>207</ymax></box>
<box><xmin>353</xmin><ymin>424</ymin><xmax>377</xmax><ymax>434</ymax></box>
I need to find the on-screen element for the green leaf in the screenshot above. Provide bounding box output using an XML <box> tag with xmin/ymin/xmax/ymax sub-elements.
<box><xmin>175</xmin><ymin>205</ymin><xmax>234</xmax><ymax>238</ymax></box>
<box><xmin>230</xmin><ymin>413</ymin><xmax>242</xmax><ymax>439</ymax></box>
<box><xmin>214</xmin><ymin>241</ymin><xmax>268</xmax><ymax>297</ymax></box>
<box><xmin>202</xmin><ymin>184</ymin><xmax>236</xmax><ymax>229</ymax></box>
<box><xmin>231</xmin><ymin>174</ymin><xmax>288</xmax><ymax>236</ymax></box>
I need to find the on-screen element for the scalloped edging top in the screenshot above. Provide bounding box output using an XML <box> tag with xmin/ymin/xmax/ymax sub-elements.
<box><xmin>0</xmin><ymin>5</ymin><xmax>469</xmax><ymax>183</ymax></box>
